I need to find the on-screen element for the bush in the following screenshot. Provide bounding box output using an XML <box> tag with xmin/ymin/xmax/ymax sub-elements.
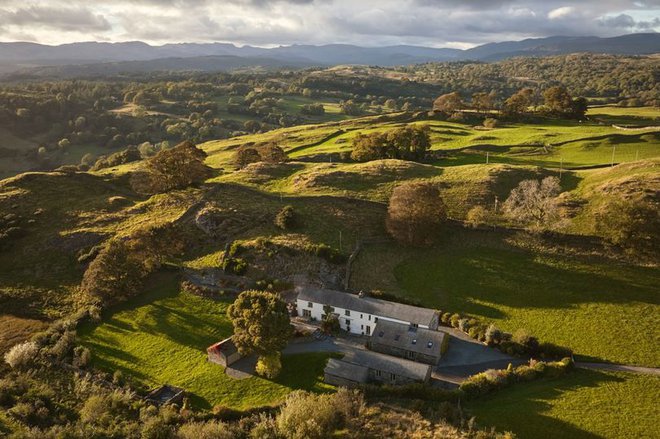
<box><xmin>483</xmin><ymin>118</ymin><xmax>499</xmax><ymax>128</ymax></box>
<box><xmin>466</xmin><ymin>206</ymin><xmax>491</xmax><ymax>228</ymax></box>
<box><xmin>274</xmin><ymin>205</ymin><xmax>296</xmax><ymax>230</ymax></box>
<box><xmin>304</xmin><ymin>243</ymin><xmax>346</xmax><ymax>264</ymax></box>
<box><xmin>4</xmin><ymin>341</ymin><xmax>39</xmax><ymax>369</ymax></box>
<box><xmin>255</xmin><ymin>353</ymin><xmax>282</xmax><ymax>379</ymax></box>
<box><xmin>221</xmin><ymin>257</ymin><xmax>248</xmax><ymax>275</ymax></box>
<box><xmin>539</xmin><ymin>341</ymin><xmax>573</xmax><ymax>359</ymax></box>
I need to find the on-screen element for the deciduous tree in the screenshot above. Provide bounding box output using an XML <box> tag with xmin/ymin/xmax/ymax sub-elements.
<box><xmin>386</xmin><ymin>182</ymin><xmax>447</xmax><ymax>246</ymax></box>
<box><xmin>433</xmin><ymin>92</ymin><xmax>464</xmax><ymax>114</ymax></box>
<box><xmin>503</xmin><ymin>177</ymin><xmax>561</xmax><ymax>229</ymax></box>
<box><xmin>227</xmin><ymin>290</ymin><xmax>293</xmax><ymax>364</ymax></box>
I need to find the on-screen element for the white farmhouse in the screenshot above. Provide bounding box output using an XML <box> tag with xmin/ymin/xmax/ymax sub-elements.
<box><xmin>296</xmin><ymin>287</ymin><xmax>439</xmax><ymax>336</ymax></box>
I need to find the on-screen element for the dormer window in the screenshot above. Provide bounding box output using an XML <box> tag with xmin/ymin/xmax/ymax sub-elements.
<box><xmin>427</xmin><ymin>341</ymin><xmax>433</xmax><ymax>348</ymax></box>
<box><xmin>378</xmin><ymin>331</ymin><xmax>384</xmax><ymax>337</ymax></box>
<box><xmin>412</xmin><ymin>339</ymin><xmax>417</xmax><ymax>345</ymax></box>
<box><xmin>394</xmin><ymin>334</ymin><xmax>400</xmax><ymax>341</ymax></box>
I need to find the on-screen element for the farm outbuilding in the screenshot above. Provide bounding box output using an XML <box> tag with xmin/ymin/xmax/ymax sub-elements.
<box><xmin>369</xmin><ymin>319</ymin><xmax>447</xmax><ymax>365</ymax></box>
<box><xmin>324</xmin><ymin>350</ymin><xmax>432</xmax><ymax>387</ymax></box>
<box><xmin>207</xmin><ymin>337</ymin><xmax>242</xmax><ymax>367</ymax></box>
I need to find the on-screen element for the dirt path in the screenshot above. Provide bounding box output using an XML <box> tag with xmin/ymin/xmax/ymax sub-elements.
<box><xmin>575</xmin><ymin>362</ymin><xmax>660</xmax><ymax>376</ymax></box>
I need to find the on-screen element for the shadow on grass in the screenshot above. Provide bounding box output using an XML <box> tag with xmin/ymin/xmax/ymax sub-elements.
<box><xmin>467</xmin><ymin>369</ymin><xmax>625</xmax><ymax>439</ymax></box>
<box><xmin>394</xmin><ymin>243</ymin><xmax>660</xmax><ymax>312</ymax></box>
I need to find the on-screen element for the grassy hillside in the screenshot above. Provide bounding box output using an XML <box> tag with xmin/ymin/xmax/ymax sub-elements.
<box><xmin>351</xmin><ymin>233</ymin><xmax>659</xmax><ymax>366</ymax></box>
<box><xmin>0</xmin><ymin>105</ymin><xmax>658</xmax><ymax>437</ymax></box>
<box><xmin>467</xmin><ymin>369</ymin><xmax>660</xmax><ymax>439</ymax></box>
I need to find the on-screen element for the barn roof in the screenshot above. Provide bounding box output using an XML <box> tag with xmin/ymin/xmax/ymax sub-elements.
<box><xmin>324</xmin><ymin>358</ymin><xmax>369</xmax><ymax>383</ymax></box>
<box><xmin>297</xmin><ymin>287</ymin><xmax>437</xmax><ymax>327</ymax></box>
<box><xmin>372</xmin><ymin>320</ymin><xmax>445</xmax><ymax>356</ymax></box>
<box><xmin>342</xmin><ymin>350</ymin><xmax>431</xmax><ymax>381</ymax></box>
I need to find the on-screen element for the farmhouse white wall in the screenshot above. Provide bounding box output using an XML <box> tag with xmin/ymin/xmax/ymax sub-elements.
<box><xmin>296</xmin><ymin>299</ymin><xmax>430</xmax><ymax>336</ymax></box>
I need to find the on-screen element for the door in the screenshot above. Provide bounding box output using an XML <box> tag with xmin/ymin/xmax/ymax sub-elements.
<box><xmin>365</xmin><ymin>325</ymin><xmax>371</xmax><ymax>335</ymax></box>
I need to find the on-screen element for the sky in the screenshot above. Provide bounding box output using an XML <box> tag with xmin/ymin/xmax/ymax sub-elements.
<box><xmin>0</xmin><ymin>0</ymin><xmax>658</xmax><ymax>48</ymax></box>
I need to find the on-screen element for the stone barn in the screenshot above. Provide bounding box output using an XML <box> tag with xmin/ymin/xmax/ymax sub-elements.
<box><xmin>207</xmin><ymin>337</ymin><xmax>242</xmax><ymax>367</ymax></box>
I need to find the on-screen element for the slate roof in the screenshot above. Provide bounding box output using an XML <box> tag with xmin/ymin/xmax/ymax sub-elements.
<box><xmin>342</xmin><ymin>350</ymin><xmax>431</xmax><ymax>381</ymax></box>
<box><xmin>297</xmin><ymin>287</ymin><xmax>437</xmax><ymax>327</ymax></box>
<box><xmin>324</xmin><ymin>358</ymin><xmax>370</xmax><ymax>383</ymax></box>
<box><xmin>372</xmin><ymin>320</ymin><xmax>445</xmax><ymax>356</ymax></box>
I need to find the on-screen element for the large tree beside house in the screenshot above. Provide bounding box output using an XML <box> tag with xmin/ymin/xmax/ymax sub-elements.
<box><xmin>227</xmin><ymin>290</ymin><xmax>293</xmax><ymax>378</ymax></box>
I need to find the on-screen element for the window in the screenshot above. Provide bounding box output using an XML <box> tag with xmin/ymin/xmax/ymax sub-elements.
<box><xmin>360</xmin><ymin>314</ymin><xmax>363</xmax><ymax>319</ymax></box>
<box><xmin>307</xmin><ymin>302</ymin><xmax>313</xmax><ymax>308</ymax></box>
<box><xmin>302</xmin><ymin>309</ymin><xmax>311</xmax><ymax>318</ymax></box>
<box><xmin>411</xmin><ymin>323</ymin><xmax>419</xmax><ymax>328</ymax></box>
<box><xmin>394</xmin><ymin>334</ymin><xmax>400</xmax><ymax>341</ymax></box>
<box><xmin>407</xmin><ymin>351</ymin><xmax>415</xmax><ymax>359</ymax></box>
<box><xmin>361</xmin><ymin>324</ymin><xmax>364</xmax><ymax>330</ymax></box>
<box><xmin>345</xmin><ymin>310</ymin><xmax>350</xmax><ymax>316</ymax></box>
<box><xmin>390</xmin><ymin>373</ymin><xmax>396</xmax><ymax>381</ymax></box>
<box><xmin>374</xmin><ymin>317</ymin><xmax>378</xmax><ymax>323</ymax></box>
<box><xmin>345</xmin><ymin>319</ymin><xmax>350</xmax><ymax>326</ymax></box>
<box><xmin>378</xmin><ymin>331</ymin><xmax>384</xmax><ymax>337</ymax></box>
<box><xmin>375</xmin><ymin>370</ymin><xmax>381</xmax><ymax>377</ymax></box>
<box><xmin>368</xmin><ymin>315</ymin><xmax>371</xmax><ymax>321</ymax></box>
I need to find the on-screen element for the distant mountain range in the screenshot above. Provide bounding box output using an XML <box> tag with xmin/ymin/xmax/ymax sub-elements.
<box><xmin>0</xmin><ymin>33</ymin><xmax>658</xmax><ymax>77</ymax></box>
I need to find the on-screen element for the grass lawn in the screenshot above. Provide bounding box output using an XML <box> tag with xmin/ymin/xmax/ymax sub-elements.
<box><xmin>467</xmin><ymin>369</ymin><xmax>660</xmax><ymax>439</ymax></box>
<box><xmin>80</xmin><ymin>274</ymin><xmax>336</xmax><ymax>410</ymax></box>
<box><xmin>353</xmin><ymin>235</ymin><xmax>660</xmax><ymax>367</ymax></box>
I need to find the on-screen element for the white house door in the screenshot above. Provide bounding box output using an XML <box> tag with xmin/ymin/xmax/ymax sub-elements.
<box><xmin>365</xmin><ymin>325</ymin><xmax>371</xmax><ymax>335</ymax></box>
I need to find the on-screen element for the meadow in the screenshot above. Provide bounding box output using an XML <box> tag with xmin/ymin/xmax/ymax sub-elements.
<box><xmin>200</xmin><ymin>107</ymin><xmax>660</xmax><ymax>173</ymax></box>
<box><xmin>467</xmin><ymin>369</ymin><xmax>660</xmax><ymax>439</ymax></box>
<box><xmin>351</xmin><ymin>233</ymin><xmax>660</xmax><ymax>367</ymax></box>
<box><xmin>79</xmin><ymin>274</ymin><xmax>335</xmax><ymax>410</ymax></box>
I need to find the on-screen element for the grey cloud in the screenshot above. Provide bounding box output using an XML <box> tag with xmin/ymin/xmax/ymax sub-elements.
<box><xmin>0</xmin><ymin>0</ymin><xmax>657</xmax><ymax>46</ymax></box>
<box><xmin>0</xmin><ymin>5</ymin><xmax>111</xmax><ymax>31</ymax></box>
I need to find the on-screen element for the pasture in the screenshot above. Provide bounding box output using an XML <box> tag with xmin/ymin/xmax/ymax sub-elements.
<box><xmin>467</xmin><ymin>369</ymin><xmax>660</xmax><ymax>439</ymax></box>
<box><xmin>79</xmin><ymin>274</ymin><xmax>335</xmax><ymax>410</ymax></box>
<box><xmin>352</xmin><ymin>232</ymin><xmax>660</xmax><ymax>367</ymax></box>
<box><xmin>200</xmin><ymin>108</ymin><xmax>660</xmax><ymax>172</ymax></box>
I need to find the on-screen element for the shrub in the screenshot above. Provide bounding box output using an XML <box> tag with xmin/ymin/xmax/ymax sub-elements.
<box><xmin>513</xmin><ymin>365</ymin><xmax>537</xmax><ymax>382</ymax></box>
<box><xmin>485</xmin><ymin>324</ymin><xmax>503</xmax><ymax>345</ymax></box>
<box><xmin>221</xmin><ymin>257</ymin><xmax>248</xmax><ymax>275</ymax></box>
<box><xmin>274</xmin><ymin>205</ymin><xmax>296</xmax><ymax>230</ymax></box>
<box><xmin>513</xmin><ymin>329</ymin><xmax>539</xmax><ymax>355</ymax></box>
<box><xmin>255</xmin><ymin>353</ymin><xmax>282</xmax><ymax>379</ymax></box>
<box><xmin>72</xmin><ymin>346</ymin><xmax>91</xmax><ymax>368</ymax></box>
<box><xmin>4</xmin><ymin>341</ymin><xmax>39</xmax><ymax>369</ymax></box>
<box><xmin>305</xmin><ymin>243</ymin><xmax>346</xmax><ymax>264</ymax></box>
<box><xmin>483</xmin><ymin>118</ymin><xmax>499</xmax><ymax>128</ymax></box>
<box><xmin>449</xmin><ymin>314</ymin><xmax>461</xmax><ymax>328</ymax></box>
<box><xmin>440</xmin><ymin>312</ymin><xmax>452</xmax><ymax>325</ymax></box>
<box><xmin>320</xmin><ymin>315</ymin><xmax>340</xmax><ymax>335</ymax></box>
<box><xmin>466</xmin><ymin>206</ymin><xmax>490</xmax><ymax>228</ymax></box>
<box><xmin>539</xmin><ymin>341</ymin><xmax>573</xmax><ymax>359</ymax></box>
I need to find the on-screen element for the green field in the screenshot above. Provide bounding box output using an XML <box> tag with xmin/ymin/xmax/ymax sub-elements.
<box><xmin>79</xmin><ymin>274</ymin><xmax>335</xmax><ymax>410</ymax></box>
<box><xmin>199</xmin><ymin>108</ymin><xmax>660</xmax><ymax>173</ymax></box>
<box><xmin>352</xmin><ymin>234</ymin><xmax>660</xmax><ymax>367</ymax></box>
<box><xmin>467</xmin><ymin>369</ymin><xmax>660</xmax><ymax>439</ymax></box>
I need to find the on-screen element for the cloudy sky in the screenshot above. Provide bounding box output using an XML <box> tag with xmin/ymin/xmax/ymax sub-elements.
<box><xmin>0</xmin><ymin>0</ymin><xmax>658</xmax><ymax>48</ymax></box>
